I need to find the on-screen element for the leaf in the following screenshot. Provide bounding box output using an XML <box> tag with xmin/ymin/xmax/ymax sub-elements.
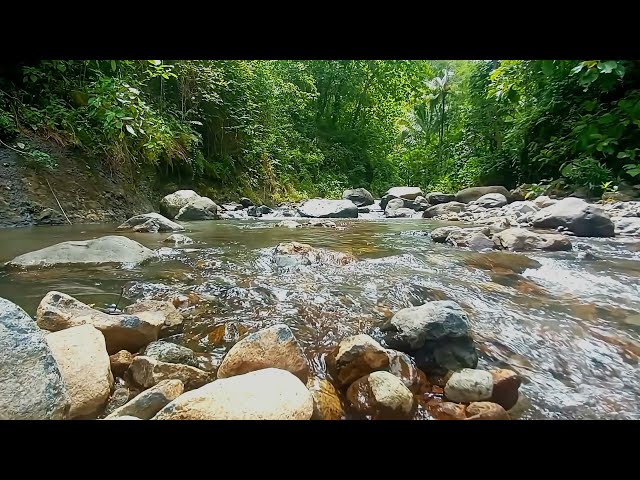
<box><xmin>30</xmin><ymin>74</ymin><xmax>37</xmax><ymax>82</ymax></box>
<box><xmin>125</xmin><ymin>124</ymin><xmax>137</xmax><ymax>136</ymax></box>
<box><xmin>16</xmin><ymin>143</ymin><xmax>25</xmax><ymax>149</ymax></box>
<box><xmin>152</xmin><ymin>60</ymin><xmax>162</xmax><ymax>66</ymax></box>
<box><xmin>570</xmin><ymin>64</ymin><xmax>585</xmax><ymax>76</ymax></box>
<box><xmin>561</xmin><ymin>163</ymin><xmax>574</xmax><ymax>177</ymax></box>
<box><xmin>617</xmin><ymin>151</ymin><xmax>630</xmax><ymax>159</ymax></box>
<box><xmin>541</xmin><ymin>60</ymin><xmax>555</xmax><ymax>76</ymax></box>
<box><xmin>111</xmin><ymin>60</ymin><xmax>117</xmax><ymax>71</ymax></box>
<box><xmin>597</xmin><ymin>60</ymin><xmax>617</xmax><ymax>74</ymax></box>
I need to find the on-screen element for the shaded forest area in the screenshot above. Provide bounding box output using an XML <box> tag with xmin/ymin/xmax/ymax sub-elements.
<box><xmin>1</xmin><ymin>60</ymin><xmax>639</xmax><ymax>202</ymax></box>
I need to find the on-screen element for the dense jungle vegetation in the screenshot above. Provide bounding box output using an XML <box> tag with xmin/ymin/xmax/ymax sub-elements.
<box><xmin>1</xmin><ymin>60</ymin><xmax>639</xmax><ymax>201</ymax></box>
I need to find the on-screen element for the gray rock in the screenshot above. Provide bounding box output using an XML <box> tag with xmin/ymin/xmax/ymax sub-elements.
<box><xmin>380</xmin><ymin>300</ymin><xmax>477</xmax><ymax>375</ymax></box>
<box><xmin>614</xmin><ymin>217</ymin><xmax>640</xmax><ymax>235</ymax></box>
<box><xmin>297</xmin><ymin>199</ymin><xmax>358</xmax><ymax>218</ymax></box>
<box><xmin>411</xmin><ymin>196</ymin><xmax>430</xmax><ymax>211</ymax></box>
<box><xmin>129</xmin><ymin>356</ymin><xmax>212</xmax><ymax>391</ymax></box>
<box><xmin>160</xmin><ymin>190</ymin><xmax>201</xmax><ymax>219</ymax></box>
<box><xmin>239</xmin><ymin>197</ymin><xmax>254</xmax><ymax>208</ymax></box>
<box><xmin>385</xmin><ymin>187</ymin><xmax>424</xmax><ymax>200</ymax></box>
<box><xmin>430</xmin><ymin>226</ymin><xmax>463</xmax><ymax>243</ymax></box>
<box><xmin>0</xmin><ymin>297</ymin><xmax>71</xmax><ymax>419</ymax></box>
<box><xmin>222</xmin><ymin>203</ymin><xmax>243</xmax><ymax>211</ymax></box>
<box><xmin>343</xmin><ymin>188</ymin><xmax>374</xmax><ymax>207</ymax></box>
<box><xmin>531</xmin><ymin>197</ymin><xmax>614</xmax><ymax>237</ymax></box>
<box><xmin>7</xmin><ymin>236</ymin><xmax>155</xmax><ymax>268</ymax></box>
<box><xmin>446</xmin><ymin>230</ymin><xmax>494</xmax><ymax>250</ymax></box>
<box><xmin>422</xmin><ymin>201</ymin><xmax>466</xmax><ymax>218</ymax></box>
<box><xmin>358</xmin><ymin>206</ymin><xmax>370</xmax><ymax>213</ymax></box>
<box><xmin>105</xmin><ymin>379</ymin><xmax>184</xmax><ymax>419</ymax></box>
<box><xmin>174</xmin><ymin>197</ymin><xmax>220</xmax><ymax>221</ymax></box>
<box><xmin>247</xmin><ymin>205</ymin><xmax>262</xmax><ymax>217</ymax></box>
<box><xmin>35</xmin><ymin>208</ymin><xmax>65</xmax><ymax>225</ymax></box>
<box><xmin>380</xmin><ymin>194</ymin><xmax>397</xmax><ymax>210</ymax></box>
<box><xmin>307</xmin><ymin>219</ymin><xmax>337</xmax><ymax>228</ymax></box>
<box><xmin>258</xmin><ymin>205</ymin><xmax>273</xmax><ymax>215</ymax></box>
<box><xmin>426</xmin><ymin>192</ymin><xmax>456</xmax><ymax>205</ymax></box>
<box><xmin>275</xmin><ymin>220</ymin><xmax>302</xmax><ymax>228</ymax></box>
<box><xmin>117</xmin><ymin>212</ymin><xmax>184</xmax><ymax>232</ymax></box>
<box><xmin>103</xmin><ymin>387</ymin><xmax>131</xmax><ymax>416</ymax></box>
<box><xmin>475</xmin><ymin>193</ymin><xmax>508</xmax><ymax>208</ymax></box>
<box><xmin>386</xmin><ymin>207</ymin><xmax>415</xmax><ymax>218</ymax></box>
<box><xmin>494</xmin><ymin>227</ymin><xmax>572</xmax><ymax>251</ymax></box>
<box><xmin>533</xmin><ymin>195</ymin><xmax>556</xmax><ymax>208</ymax></box>
<box><xmin>445</xmin><ymin>369</ymin><xmax>494</xmax><ymax>403</ymax></box>
<box><xmin>384</xmin><ymin>198</ymin><xmax>410</xmax><ymax>217</ymax></box>
<box><xmin>456</xmin><ymin>186</ymin><xmax>511</xmax><ymax>203</ymax></box>
<box><xmin>142</xmin><ymin>341</ymin><xmax>199</xmax><ymax>368</ymax></box>
<box><xmin>163</xmin><ymin>233</ymin><xmax>193</xmax><ymax>245</ymax></box>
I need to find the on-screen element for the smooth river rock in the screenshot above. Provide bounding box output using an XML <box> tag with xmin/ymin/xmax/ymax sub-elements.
<box><xmin>217</xmin><ymin>324</ymin><xmax>310</xmax><ymax>382</ymax></box>
<box><xmin>531</xmin><ymin>197</ymin><xmax>614</xmax><ymax>237</ymax></box>
<box><xmin>163</xmin><ymin>233</ymin><xmax>194</xmax><ymax>245</ymax></box>
<box><xmin>0</xmin><ymin>297</ymin><xmax>71</xmax><ymax>419</ymax></box>
<box><xmin>307</xmin><ymin>377</ymin><xmax>345</xmax><ymax>420</ymax></box>
<box><xmin>36</xmin><ymin>292</ymin><xmax>169</xmax><ymax>354</ymax></box>
<box><xmin>174</xmin><ymin>197</ymin><xmax>220</xmax><ymax>221</ymax></box>
<box><xmin>7</xmin><ymin>235</ymin><xmax>155</xmax><ymax>268</ymax></box>
<box><xmin>330</xmin><ymin>334</ymin><xmax>390</xmax><ymax>386</ymax></box>
<box><xmin>456</xmin><ymin>186</ymin><xmax>511</xmax><ymax>203</ymax></box>
<box><xmin>105</xmin><ymin>379</ymin><xmax>184</xmax><ymax>419</ymax></box>
<box><xmin>445</xmin><ymin>368</ymin><xmax>494</xmax><ymax>403</ymax></box>
<box><xmin>426</xmin><ymin>192</ymin><xmax>456</xmax><ymax>205</ymax></box>
<box><xmin>346</xmin><ymin>371</ymin><xmax>415</xmax><ymax>419</ymax></box>
<box><xmin>475</xmin><ymin>193</ymin><xmax>508</xmax><ymax>208</ymax></box>
<box><xmin>343</xmin><ymin>188</ymin><xmax>374</xmax><ymax>207</ymax></box>
<box><xmin>422</xmin><ymin>201</ymin><xmax>466</xmax><ymax>218</ymax></box>
<box><xmin>385</xmin><ymin>186</ymin><xmax>424</xmax><ymax>200</ymax></box>
<box><xmin>153</xmin><ymin>368</ymin><xmax>314</xmax><ymax>420</ymax></box>
<box><xmin>465</xmin><ymin>401</ymin><xmax>510</xmax><ymax>420</ymax></box>
<box><xmin>45</xmin><ymin>324</ymin><xmax>113</xmax><ymax>418</ymax></box>
<box><xmin>117</xmin><ymin>212</ymin><xmax>184</xmax><ymax>232</ymax></box>
<box><xmin>494</xmin><ymin>227</ymin><xmax>572</xmax><ymax>251</ymax></box>
<box><xmin>142</xmin><ymin>341</ymin><xmax>199</xmax><ymax>368</ymax></box>
<box><xmin>123</xmin><ymin>299</ymin><xmax>184</xmax><ymax>337</ymax></box>
<box><xmin>129</xmin><ymin>355</ymin><xmax>212</xmax><ymax>391</ymax></box>
<box><xmin>489</xmin><ymin>368</ymin><xmax>521</xmax><ymax>410</ymax></box>
<box><xmin>297</xmin><ymin>199</ymin><xmax>359</xmax><ymax>218</ymax></box>
<box><xmin>160</xmin><ymin>190</ymin><xmax>201</xmax><ymax>218</ymax></box>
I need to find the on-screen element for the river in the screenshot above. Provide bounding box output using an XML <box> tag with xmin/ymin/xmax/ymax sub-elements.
<box><xmin>1</xmin><ymin>217</ymin><xmax>640</xmax><ymax>419</ymax></box>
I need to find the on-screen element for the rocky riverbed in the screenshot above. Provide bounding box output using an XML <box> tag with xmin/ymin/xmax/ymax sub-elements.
<box><xmin>1</xmin><ymin>185</ymin><xmax>639</xmax><ymax>420</ymax></box>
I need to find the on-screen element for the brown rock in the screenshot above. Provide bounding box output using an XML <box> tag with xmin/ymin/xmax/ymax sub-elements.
<box><xmin>103</xmin><ymin>387</ymin><xmax>131</xmax><ymax>416</ymax></box>
<box><xmin>45</xmin><ymin>324</ymin><xmax>113</xmax><ymax>418</ymax></box>
<box><xmin>207</xmin><ymin>321</ymin><xmax>249</xmax><ymax>347</ymax></box>
<box><xmin>465</xmin><ymin>401</ymin><xmax>510</xmax><ymax>420</ymax></box>
<box><xmin>307</xmin><ymin>377</ymin><xmax>344</xmax><ymax>420</ymax></box>
<box><xmin>346</xmin><ymin>371</ymin><xmax>415</xmax><ymax>420</ymax></box>
<box><xmin>129</xmin><ymin>356</ymin><xmax>212</xmax><ymax>390</ymax></box>
<box><xmin>123</xmin><ymin>299</ymin><xmax>184</xmax><ymax>336</ymax></box>
<box><xmin>425</xmin><ymin>398</ymin><xmax>467</xmax><ymax>420</ymax></box>
<box><xmin>386</xmin><ymin>349</ymin><xmax>429</xmax><ymax>394</ymax></box>
<box><xmin>110</xmin><ymin>350</ymin><xmax>134</xmax><ymax>377</ymax></box>
<box><xmin>330</xmin><ymin>334</ymin><xmax>390</xmax><ymax>386</ymax></box>
<box><xmin>490</xmin><ymin>368</ymin><xmax>521</xmax><ymax>410</ymax></box>
<box><xmin>216</xmin><ymin>324</ymin><xmax>309</xmax><ymax>382</ymax></box>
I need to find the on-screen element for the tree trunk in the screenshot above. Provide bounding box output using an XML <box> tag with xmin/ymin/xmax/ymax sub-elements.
<box><xmin>439</xmin><ymin>93</ymin><xmax>446</xmax><ymax>175</ymax></box>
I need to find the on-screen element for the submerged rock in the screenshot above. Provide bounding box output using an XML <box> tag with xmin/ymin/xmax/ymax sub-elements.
<box><xmin>531</xmin><ymin>197</ymin><xmax>614</xmax><ymax>237</ymax></box>
<box><xmin>105</xmin><ymin>379</ymin><xmax>184</xmax><ymax>420</ymax></box>
<box><xmin>493</xmin><ymin>227</ymin><xmax>572</xmax><ymax>251</ymax></box>
<box><xmin>297</xmin><ymin>199</ymin><xmax>358</xmax><ymax>218</ymax></box>
<box><xmin>160</xmin><ymin>190</ymin><xmax>201</xmax><ymax>219</ymax></box>
<box><xmin>0</xmin><ymin>297</ymin><xmax>70</xmax><ymax>420</ymax></box>
<box><xmin>329</xmin><ymin>334</ymin><xmax>390</xmax><ymax>386</ymax></box>
<box><xmin>45</xmin><ymin>324</ymin><xmax>113</xmax><ymax>418</ymax></box>
<box><xmin>346</xmin><ymin>371</ymin><xmax>415</xmax><ymax>419</ymax></box>
<box><xmin>7</xmin><ymin>235</ymin><xmax>155</xmax><ymax>268</ymax></box>
<box><xmin>273</xmin><ymin>242</ymin><xmax>356</xmax><ymax>267</ymax></box>
<box><xmin>456</xmin><ymin>186</ymin><xmax>511</xmax><ymax>204</ymax></box>
<box><xmin>117</xmin><ymin>212</ymin><xmax>184</xmax><ymax>232</ymax></box>
<box><xmin>217</xmin><ymin>324</ymin><xmax>310</xmax><ymax>382</ymax></box>
<box><xmin>153</xmin><ymin>368</ymin><xmax>313</xmax><ymax>420</ymax></box>
<box><xmin>174</xmin><ymin>197</ymin><xmax>220</xmax><ymax>221</ymax></box>
<box><xmin>343</xmin><ymin>188</ymin><xmax>374</xmax><ymax>207</ymax></box>
<box><xmin>380</xmin><ymin>300</ymin><xmax>478</xmax><ymax>375</ymax></box>
<box><xmin>275</xmin><ymin>220</ymin><xmax>302</xmax><ymax>228</ymax></box>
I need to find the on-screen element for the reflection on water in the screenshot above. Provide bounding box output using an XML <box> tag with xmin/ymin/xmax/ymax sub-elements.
<box><xmin>1</xmin><ymin>219</ymin><xmax>640</xmax><ymax>419</ymax></box>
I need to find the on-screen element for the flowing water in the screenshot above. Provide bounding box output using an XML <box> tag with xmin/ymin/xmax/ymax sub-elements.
<box><xmin>2</xmin><ymin>218</ymin><xmax>640</xmax><ymax>419</ymax></box>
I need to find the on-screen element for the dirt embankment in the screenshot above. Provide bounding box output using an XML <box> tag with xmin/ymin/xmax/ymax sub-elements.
<box><xmin>0</xmin><ymin>137</ymin><xmax>160</xmax><ymax>228</ymax></box>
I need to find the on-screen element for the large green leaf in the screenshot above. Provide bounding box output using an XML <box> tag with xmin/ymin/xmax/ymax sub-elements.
<box><xmin>541</xmin><ymin>60</ymin><xmax>555</xmax><ymax>76</ymax></box>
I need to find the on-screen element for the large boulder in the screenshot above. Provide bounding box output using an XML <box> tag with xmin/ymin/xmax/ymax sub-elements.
<box><xmin>380</xmin><ymin>300</ymin><xmax>478</xmax><ymax>375</ymax></box>
<box><xmin>329</xmin><ymin>334</ymin><xmax>390</xmax><ymax>386</ymax></box>
<box><xmin>45</xmin><ymin>324</ymin><xmax>113</xmax><ymax>418</ymax></box>
<box><xmin>444</xmin><ymin>368</ymin><xmax>493</xmax><ymax>403</ymax></box>
<box><xmin>531</xmin><ymin>197</ymin><xmax>614</xmax><ymax>237</ymax></box>
<box><xmin>456</xmin><ymin>186</ymin><xmax>511</xmax><ymax>203</ymax></box>
<box><xmin>105</xmin><ymin>379</ymin><xmax>184</xmax><ymax>420</ymax></box>
<box><xmin>0</xmin><ymin>297</ymin><xmax>70</xmax><ymax>420</ymax></box>
<box><xmin>385</xmin><ymin>187</ymin><xmax>424</xmax><ymax>200</ymax></box>
<box><xmin>297</xmin><ymin>199</ymin><xmax>358</xmax><ymax>218</ymax></box>
<box><xmin>217</xmin><ymin>324</ymin><xmax>310</xmax><ymax>382</ymax></box>
<box><xmin>343</xmin><ymin>188</ymin><xmax>374</xmax><ymax>207</ymax></box>
<box><xmin>142</xmin><ymin>341</ymin><xmax>199</xmax><ymax>368</ymax></box>
<box><xmin>174</xmin><ymin>197</ymin><xmax>220</xmax><ymax>221</ymax></box>
<box><xmin>153</xmin><ymin>368</ymin><xmax>314</xmax><ymax>420</ymax></box>
<box><xmin>129</xmin><ymin>356</ymin><xmax>212</xmax><ymax>391</ymax></box>
<box><xmin>36</xmin><ymin>292</ymin><xmax>168</xmax><ymax>354</ymax></box>
<box><xmin>346</xmin><ymin>371</ymin><xmax>415</xmax><ymax>420</ymax></box>
<box><xmin>475</xmin><ymin>193</ymin><xmax>508</xmax><ymax>209</ymax></box>
<box><xmin>117</xmin><ymin>212</ymin><xmax>184</xmax><ymax>233</ymax></box>
<box><xmin>426</xmin><ymin>192</ymin><xmax>456</xmax><ymax>205</ymax></box>
<box><xmin>7</xmin><ymin>236</ymin><xmax>155</xmax><ymax>268</ymax></box>
<box><xmin>160</xmin><ymin>190</ymin><xmax>201</xmax><ymax>219</ymax></box>
<box><xmin>494</xmin><ymin>227</ymin><xmax>572</xmax><ymax>251</ymax></box>
<box><xmin>422</xmin><ymin>201</ymin><xmax>466</xmax><ymax>218</ymax></box>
